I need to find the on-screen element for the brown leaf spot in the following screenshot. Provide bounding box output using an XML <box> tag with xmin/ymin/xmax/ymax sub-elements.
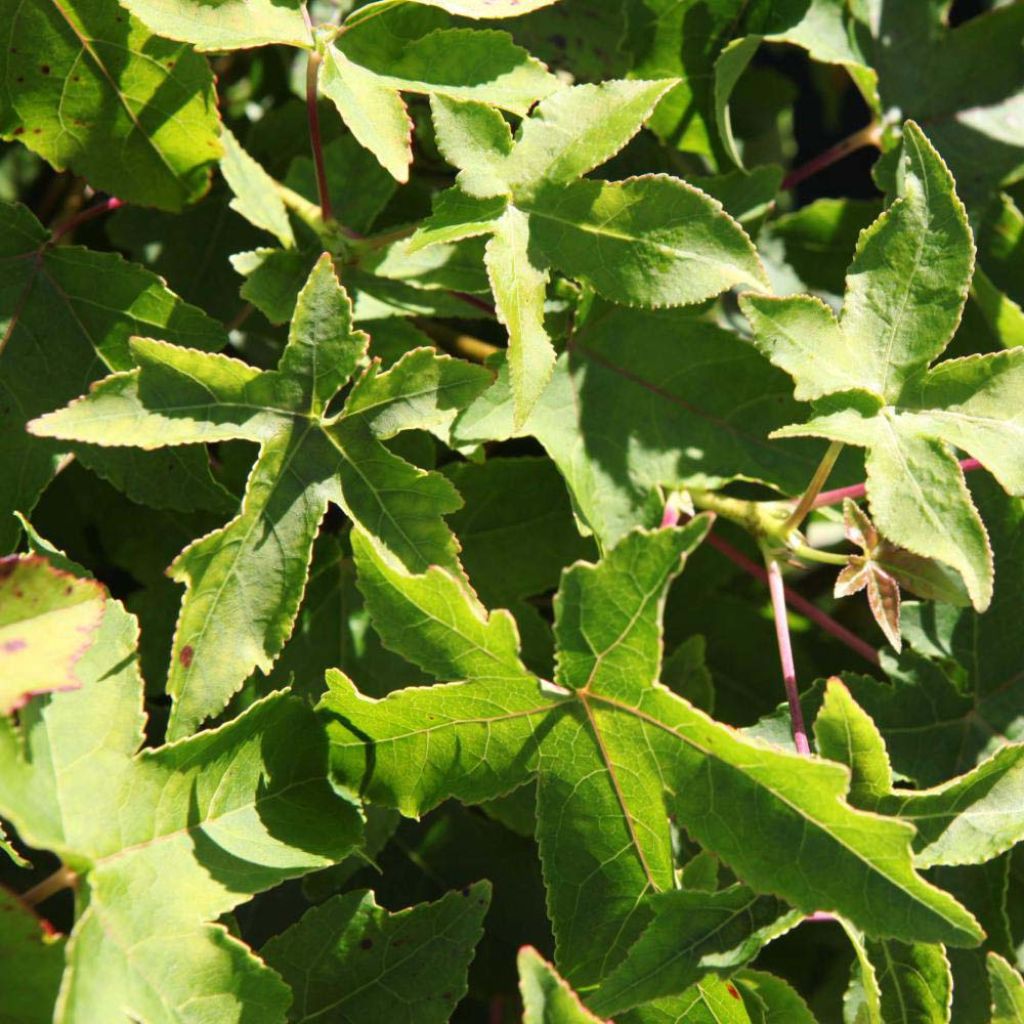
<box><xmin>726</xmin><ymin>983</ymin><xmax>741</xmax><ymax>1000</ymax></box>
<box><xmin>39</xmin><ymin>64</ymin><xmax>50</xmax><ymax>75</ymax></box>
<box><xmin>179</xmin><ymin>645</ymin><xmax>194</xmax><ymax>668</ymax></box>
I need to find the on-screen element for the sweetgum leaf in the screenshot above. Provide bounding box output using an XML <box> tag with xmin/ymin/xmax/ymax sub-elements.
<box><xmin>319</xmin><ymin>45</ymin><xmax>415</xmax><ymax>184</ymax></box>
<box><xmin>0</xmin><ymin>555</ymin><xmax>106</xmax><ymax>715</ymax></box>
<box><xmin>0</xmin><ymin>201</ymin><xmax>230</xmax><ymax>552</ymax></box>
<box><xmin>747</xmin><ymin>122</ymin><xmax>1024</xmax><ymax>610</ymax></box>
<box><xmin>0</xmin><ymin>593</ymin><xmax>361</xmax><ymax>1022</ymax></box>
<box><xmin>0</xmin><ymin>886</ymin><xmax>64</xmax><ymax>1024</ymax></box>
<box><xmin>0</xmin><ymin>0</ymin><xmax>221</xmax><ymax>210</ymax></box>
<box><xmin>420</xmin><ymin>80</ymin><xmax>764</xmax><ymax>421</ymax></box>
<box><xmin>815</xmin><ymin>679</ymin><xmax>1024</xmax><ymax>870</ymax></box>
<box><xmin>30</xmin><ymin>255</ymin><xmax>490</xmax><ymax>737</ymax></box>
<box><xmin>262</xmin><ymin>882</ymin><xmax>491</xmax><ymax>1023</ymax></box>
<box><xmin>335</xmin><ymin>15</ymin><xmax>559</xmax><ymax>117</ymax></box>
<box><xmin>454</xmin><ymin>303</ymin><xmax>835</xmax><ymax>547</ymax></box>
<box><xmin>519</xmin><ymin>947</ymin><xmax>605</xmax><ymax>1024</ymax></box>
<box><xmin>587</xmin><ymin>886</ymin><xmax>798</xmax><ymax>1016</ymax></box>
<box><xmin>324</xmin><ymin>524</ymin><xmax>982</xmax><ymax>995</ymax></box>
<box><xmin>220</xmin><ymin>128</ymin><xmax>295</xmax><ymax>248</ymax></box>
<box><xmin>118</xmin><ymin>0</ymin><xmax>309</xmax><ymax>50</ymax></box>
<box><xmin>989</xmin><ymin>953</ymin><xmax>1024</xmax><ymax>1024</ymax></box>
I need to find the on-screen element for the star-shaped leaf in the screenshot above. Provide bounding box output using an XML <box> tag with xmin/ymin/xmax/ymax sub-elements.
<box><xmin>323</xmin><ymin>521</ymin><xmax>982</xmax><ymax>1000</ymax></box>
<box><xmin>30</xmin><ymin>254</ymin><xmax>491</xmax><ymax>738</ymax></box>
<box><xmin>815</xmin><ymin>678</ymin><xmax>1024</xmax><ymax>871</ymax></box>
<box><xmin>742</xmin><ymin>121</ymin><xmax>1024</xmax><ymax>611</ymax></box>
<box><xmin>0</xmin><ymin>0</ymin><xmax>222</xmax><ymax>210</ymax></box>
<box><xmin>262</xmin><ymin>882</ymin><xmax>491</xmax><ymax>1023</ymax></box>
<box><xmin>0</xmin><ymin>201</ymin><xmax>232</xmax><ymax>553</ymax></box>
<box><xmin>453</xmin><ymin>302</ymin><xmax>841</xmax><ymax>548</ymax></box>
<box><xmin>413</xmin><ymin>80</ymin><xmax>768</xmax><ymax>422</ymax></box>
<box><xmin>0</xmin><ymin>592</ymin><xmax>362</xmax><ymax>1023</ymax></box>
<box><xmin>320</xmin><ymin>5</ymin><xmax>559</xmax><ymax>184</ymax></box>
<box><xmin>0</xmin><ymin>555</ymin><xmax>106</xmax><ymax>715</ymax></box>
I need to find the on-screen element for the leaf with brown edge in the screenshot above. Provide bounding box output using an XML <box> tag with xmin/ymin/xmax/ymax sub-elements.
<box><xmin>0</xmin><ymin>555</ymin><xmax>105</xmax><ymax>715</ymax></box>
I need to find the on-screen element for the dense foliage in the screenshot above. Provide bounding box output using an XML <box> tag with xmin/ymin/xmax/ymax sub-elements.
<box><xmin>1</xmin><ymin>0</ymin><xmax>1024</xmax><ymax>1021</ymax></box>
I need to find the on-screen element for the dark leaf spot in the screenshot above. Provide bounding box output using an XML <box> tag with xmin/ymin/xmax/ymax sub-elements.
<box><xmin>39</xmin><ymin>64</ymin><xmax>50</xmax><ymax>75</ymax></box>
<box><xmin>360</xmin><ymin>938</ymin><xmax>373</xmax><ymax>950</ymax></box>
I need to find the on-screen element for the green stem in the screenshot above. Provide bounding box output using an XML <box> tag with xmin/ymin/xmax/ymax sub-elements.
<box><xmin>790</xmin><ymin>543</ymin><xmax>850</xmax><ymax>567</ymax></box>
<box><xmin>22</xmin><ymin>864</ymin><xmax>77</xmax><ymax>906</ymax></box>
<box><xmin>784</xmin><ymin>441</ymin><xmax>844</xmax><ymax>534</ymax></box>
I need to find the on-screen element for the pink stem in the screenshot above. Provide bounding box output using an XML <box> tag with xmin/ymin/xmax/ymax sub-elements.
<box><xmin>811</xmin><ymin>457</ymin><xmax>982</xmax><ymax>510</ymax></box>
<box><xmin>50</xmin><ymin>196</ymin><xmax>122</xmax><ymax>244</ymax></box>
<box><xmin>704</xmin><ymin>531</ymin><xmax>880</xmax><ymax>666</ymax></box>
<box><xmin>766</xmin><ymin>558</ymin><xmax>812</xmax><ymax>755</ymax></box>
<box><xmin>662</xmin><ymin>501</ymin><xmax>879</xmax><ymax>665</ymax></box>
<box><xmin>805</xmin><ymin>911</ymin><xmax>836</xmax><ymax>923</ymax></box>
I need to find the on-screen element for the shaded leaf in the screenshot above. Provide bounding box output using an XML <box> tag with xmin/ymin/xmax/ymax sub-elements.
<box><xmin>262</xmin><ymin>883</ymin><xmax>491</xmax><ymax>1023</ymax></box>
<box><xmin>0</xmin><ymin>0</ymin><xmax>221</xmax><ymax>209</ymax></box>
<box><xmin>31</xmin><ymin>255</ymin><xmax>489</xmax><ymax>737</ymax></box>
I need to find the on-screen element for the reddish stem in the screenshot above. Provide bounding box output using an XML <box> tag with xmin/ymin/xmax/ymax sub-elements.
<box><xmin>703</xmin><ymin>530</ymin><xmax>880</xmax><ymax>666</ymax></box>
<box><xmin>488</xmin><ymin>995</ymin><xmax>504</xmax><ymax>1024</ymax></box>
<box><xmin>662</xmin><ymin>503</ymin><xmax>879</xmax><ymax>666</ymax></box>
<box><xmin>50</xmin><ymin>196</ymin><xmax>122</xmax><ymax>244</ymax></box>
<box><xmin>304</xmin><ymin>41</ymin><xmax>333</xmax><ymax>223</ymax></box>
<box><xmin>811</xmin><ymin>458</ymin><xmax>983</xmax><ymax>510</ymax></box>
<box><xmin>766</xmin><ymin>558</ymin><xmax>812</xmax><ymax>755</ymax></box>
<box><xmin>782</xmin><ymin>122</ymin><xmax>881</xmax><ymax>191</ymax></box>
<box><xmin>451</xmin><ymin>290</ymin><xmax>496</xmax><ymax>316</ymax></box>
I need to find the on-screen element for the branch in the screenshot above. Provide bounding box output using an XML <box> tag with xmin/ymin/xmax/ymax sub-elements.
<box><xmin>50</xmin><ymin>196</ymin><xmax>122</xmax><ymax>244</ymax></box>
<box><xmin>782</xmin><ymin>122</ymin><xmax>882</xmax><ymax>191</ymax></box>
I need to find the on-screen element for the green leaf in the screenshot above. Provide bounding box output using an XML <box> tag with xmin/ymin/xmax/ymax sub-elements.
<box><xmin>455</xmin><ymin>303</ymin><xmax>838</xmax><ymax>548</ymax></box>
<box><xmin>337</xmin><ymin>20</ymin><xmax>559</xmax><ymax>116</ymax></box>
<box><xmin>324</xmin><ymin>525</ymin><xmax>983</xmax><ymax>995</ymax></box>
<box><xmin>523</xmin><ymin>175</ymin><xmax>768</xmax><ymax>306</ymax></box>
<box><xmin>351</xmin><ymin>0</ymin><xmax>564</xmax><ymax>21</ymax></box>
<box><xmin>733</xmin><ymin>969</ymin><xmax>817</xmax><ymax>1023</ymax></box>
<box><xmin>618</xmin><ymin>976</ymin><xmax>755</xmax><ymax>1024</ymax></box>
<box><xmin>0</xmin><ymin>0</ymin><xmax>221</xmax><ymax>210</ymax></box>
<box><xmin>351</xmin><ymin>526</ymin><xmax>533</xmax><ymax>685</ymax></box>
<box><xmin>588</xmin><ymin>886</ymin><xmax>797</xmax><ymax>1016</ymax></box>
<box><xmin>749</xmin><ymin>122</ymin><xmax>1023</xmax><ymax>610</ymax></box>
<box><xmin>880</xmin><ymin>746</ymin><xmax>1024</xmax><ymax>871</ymax></box>
<box><xmin>502</xmin><ymin>79</ymin><xmax>678</xmax><ymax>195</ymax></box>
<box><xmin>988</xmin><ymin>953</ymin><xmax>1024</xmax><ymax>1024</ymax></box>
<box><xmin>519</xmin><ymin>947</ymin><xmax>605</xmax><ymax>1024</ymax></box>
<box><xmin>0</xmin><ymin>591</ymin><xmax>361</xmax><ymax>1022</ymax></box>
<box><xmin>815</xmin><ymin>677</ymin><xmax>1024</xmax><ymax>870</ymax></box>
<box><xmin>320</xmin><ymin>46</ymin><xmax>413</xmax><ymax>183</ymax></box>
<box><xmin>262</xmin><ymin>883</ymin><xmax>491</xmax><ymax>1023</ymax></box>
<box><xmin>486</xmin><ymin>205</ymin><xmax>554</xmax><ymax>425</ymax></box>
<box><xmin>0</xmin><ymin>555</ymin><xmax>106</xmax><ymax>715</ymax></box>
<box><xmin>429</xmin><ymin>95</ymin><xmax>514</xmax><ymax>199</ymax></box>
<box><xmin>220</xmin><ymin>127</ymin><xmax>295</xmax><ymax>248</ymax></box>
<box><xmin>0</xmin><ymin>886</ymin><xmax>64</xmax><ymax>1023</ymax></box>
<box><xmin>31</xmin><ymin>255</ymin><xmax>489</xmax><ymax>737</ymax></box>
<box><xmin>813</xmin><ymin>678</ymin><xmax>893</xmax><ymax>805</ymax></box>
<box><xmin>0</xmin><ymin>200</ymin><xmax>230</xmax><ymax>553</ymax></box>
<box><xmin>868</xmin><ymin>939</ymin><xmax>952</xmax><ymax>1024</ymax></box>
<box><xmin>441</xmin><ymin>456</ymin><xmax>596</xmax><ymax>606</ymax></box>
<box><xmin>118</xmin><ymin>0</ymin><xmax>310</xmax><ymax>50</ymax></box>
